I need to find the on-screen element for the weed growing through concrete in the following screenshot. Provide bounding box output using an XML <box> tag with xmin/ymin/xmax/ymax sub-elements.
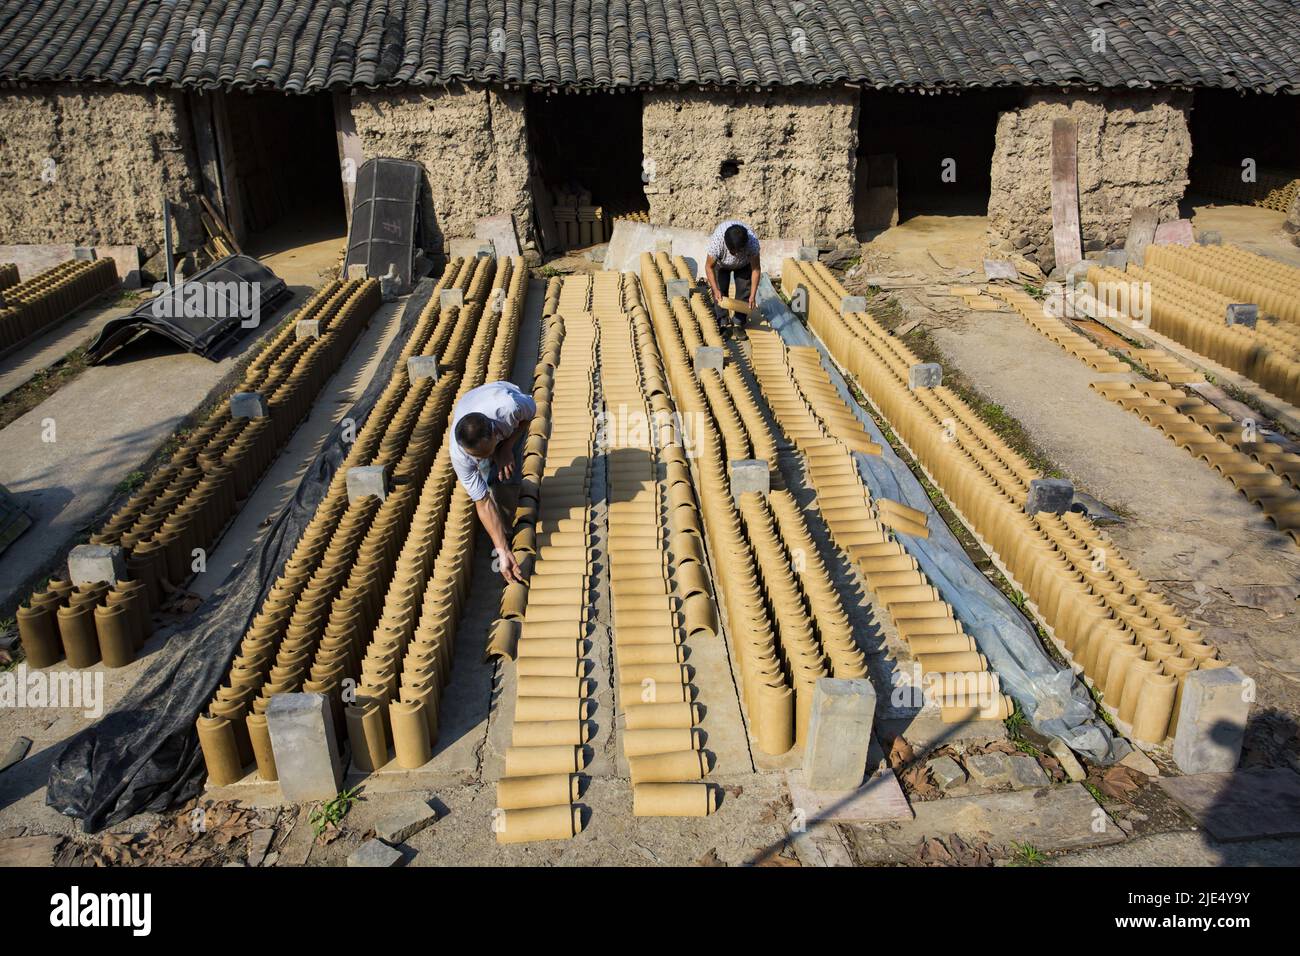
<box><xmin>310</xmin><ymin>785</ymin><xmax>363</xmax><ymax>839</ymax></box>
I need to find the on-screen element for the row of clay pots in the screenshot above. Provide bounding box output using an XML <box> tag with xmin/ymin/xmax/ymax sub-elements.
<box><xmin>197</xmin><ymin>258</ymin><xmax>517</xmax><ymax>785</ymax></box>
<box><xmin>602</xmin><ymin>296</ymin><xmax>716</xmax><ymax>819</ymax></box>
<box><xmin>789</xmin><ymin>259</ymin><xmax>1217</xmax><ymax>747</ymax></box>
<box><xmin>324</xmin><ymin>258</ymin><xmax>523</xmax><ymax>774</ymax></box>
<box><xmin>642</xmin><ymin>256</ymin><xmax>830</xmax><ymax>757</ymax></box>
<box><xmin>996</xmin><ymin>287</ymin><xmax>1130</xmax><ymax>374</ymax></box>
<box><xmin>494</xmin><ymin>304</ymin><xmax>594</xmax><ymax>843</ymax></box>
<box><xmin>748</xmin><ymin>325</ymin><xmax>1010</xmax><ymax>722</ymax></box>
<box><xmin>1146</xmin><ymin>244</ymin><xmax>1300</xmax><ymax>325</ymax></box>
<box><xmin>1092</xmin><ymin>380</ymin><xmax>1300</xmax><ymax>543</ymax></box>
<box><xmin>30</xmin><ymin>279</ymin><xmax>385</xmax><ymax>673</ymax></box>
<box><xmin>1090</xmin><ymin>265</ymin><xmax>1300</xmax><ymax>405</ymax></box>
<box><xmin>17</xmin><ymin>578</ymin><xmax>152</xmax><ymax>669</ymax></box>
<box><xmin>0</xmin><ymin>258</ymin><xmax>117</xmax><ymax>351</ymax></box>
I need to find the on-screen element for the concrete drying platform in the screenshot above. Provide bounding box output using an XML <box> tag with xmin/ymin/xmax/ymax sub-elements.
<box><xmin>0</xmin><ymin>298</ymin><xmax>134</xmax><ymax>401</ymax></box>
<box><xmin>1157</xmin><ymin>769</ymin><xmax>1300</xmax><ymax>841</ymax></box>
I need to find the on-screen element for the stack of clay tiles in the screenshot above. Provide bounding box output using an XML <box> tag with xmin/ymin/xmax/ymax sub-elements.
<box><xmin>639</xmin><ymin>252</ymin><xmax>862</xmax><ymax>756</ymax></box>
<box><xmin>0</xmin><ymin>258</ymin><xmax>118</xmax><ymax>353</ymax></box>
<box><xmin>598</xmin><ymin>271</ymin><xmax>718</xmax><ymax>818</ymax></box>
<box><xmin>490</xmin><ymin>275</ymin><xmax>594</xmax><ymax>844</ymax></box>
<box><xmin>347</xmin><ymin>257</ymin><xmax>526</xmax><ymax>775</ymax></box>
<box><xmin>1088</xmin><ymin>243</ymin><xmax>1300</xmax><ymax>407</ymax></box>
<box><xmin>17</xmin><ymin>278</ymin><xmax>381</xmax><ymax>674</ymax></box>
<box><xmin>783</xmin><ymin>258</ymin><xmax>1225</xmax><ymax>748</ymax></box>
<box><xmin>747</xmin><ymin>330</ymin><xmax>1012</xmax><ymax>722</ymax></box>
<box><xmin>1091</xmin><ymin>379</ymin><xmax>1300</xmax><ymax>542</ymax></box>
<box><xmin>992</xmin><ymin>286</ymin><xmax>1129</xmax><ymax>373</ymax></box>
<box><xmin>196</xmin><ymin>256</ymin><xmax>519</xmax><ymax>787</ymax></box>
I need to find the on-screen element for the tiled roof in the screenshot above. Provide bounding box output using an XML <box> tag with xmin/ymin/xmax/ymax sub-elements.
<box><xmin>0</xmin><ymin>0</ymin><xmax>1296</xmax><ymax>94</ymax></box>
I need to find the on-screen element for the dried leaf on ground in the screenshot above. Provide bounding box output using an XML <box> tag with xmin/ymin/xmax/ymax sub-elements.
<box><xmin>888</xmin><ymin>736</ymin><xmax>914</xmax><ymax>770</ymax></box>
<box><xmin>1098</xmin><ymin>765</ymin><xmax>1145</xmax><ymax>802</ymax></box>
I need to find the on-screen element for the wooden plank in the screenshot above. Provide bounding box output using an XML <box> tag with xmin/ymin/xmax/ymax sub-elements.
<box><xmin>1124</xmin><ymin>205</ymin><xmax>1159</xmax><ymax>265</ymax></box>
<box><xmin>333</xmin><ymin>92</ymin><xmax>363</xmax><ymax>231</ymax></box>
<box><xmin>200</xmin><ymin>195</ymin><xmax>241</xmax><ymax>255</ymax></box>
<box><xmin>188</xmin><ymin>92</ymin><xmax>226</xmax><ymax>216</ymax></box>
<box><xmin>211</xmin><ymin>91</ymin><xmax>248</xmax><ymax>245</ymax></box>
<box><xmin>1050</xmin><ymin>118</ymin><xmax>1083</xmax><ymax>271</ymax></box>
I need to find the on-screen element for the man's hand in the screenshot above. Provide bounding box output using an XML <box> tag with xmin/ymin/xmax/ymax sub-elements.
<box><xmin>493</xmin><ymin>442</ymin><xmax>516</xmax><ymax>481</ymax></box>
<box><xmin>497</xmin><ymin>548</ymin><xmax>524</xmax><ymax>584</ymax></box>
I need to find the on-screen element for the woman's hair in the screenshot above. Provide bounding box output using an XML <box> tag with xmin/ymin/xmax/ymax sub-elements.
<box><xmin>724</xmin><ymin>224</ymin><xmax>749</xmax><ymax>254</ymax></box>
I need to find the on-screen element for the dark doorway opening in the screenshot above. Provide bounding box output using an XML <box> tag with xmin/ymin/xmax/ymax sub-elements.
<box><xmin>213</xmin><ymin>92</ymin><xmax>347</xmax><ymax>253</ymax></box>
<box><xmin>1186</xmin><ymin>91</ymin><xmax>1300</xmax><ymax>210</ymax></box>
<box><xmin>527</xmin><ymin>92</ymin><xmax>648</xmax><ymax>254</ymax></box>
<box><xmin>855</xmin><ymin>90</ymin><xmax>1022</xmax><ymax>235</ymax></box>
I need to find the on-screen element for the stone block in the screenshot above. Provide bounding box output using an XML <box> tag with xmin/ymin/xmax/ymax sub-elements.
<box><xmin>1025</xmin><ymin>477</ymin><xmax>1075</xmax><ymax>515</ymax></box>
<box><xmin>965</xmin><ymin>751</ymin><xmax>1013</xmax><ymax>789</ymax></box>
<box><xmin>797</xmin><ymin>245</ymin><xmax>819</xmax><ymax>262</ymax></box>
<box><xmin>803</xmin><ymin>678</ymin><xmax>876</xmax><ymax>791</ymax></box>
<box><xmin>68</xmin><ymin>544</ymin><xmax>126</xmax><ymax>587</ymax></box>
<box><xmin>295</xmin><ymin>318</ymin><xmax>320</xmax><ymax>340</ymax></box>
<box><xmin>1172</xmin><ymin>666</ymin><xmax>1251</xmax><ymax>774</ymax></box>
<box><xmin>666</xmin><ymin>278</ymin><xmax>690</xmax><ymax>299</ymax></box>
<box><xmin>347</xmin><ymin>838</ymin><xmax>404</xmax><ymax>868</ymax></box>
<box><xmin>266</xmin><ymin>693</ymin><xmax>344</xmax><ymax>803</ymax></box>
<box><xmin>229</xmin><ymin>392</ymin><xmax>269</xmax><ymax>419</ymax></box>
<box><xmin>346</xmin><ymin>465</ymin><xmax>389</xmax><ymax>503</ymax></box>
<box><xmin>654</xmin><ymin>239</ymin><xmax>673</xmax><ymax>256</ymax></box>
<box><xmin>439</xmin><ymin>288</ymin><xmax>464</xmax><ymax>309</ymax></box>
<box><xmin>693</xmin><ymin>346</ymin><xmax>724</xmax><ymax>371</ymax></box>
<box><xmin>1197</xmin><ymin>230</ymin><xmax>1223</xmax><ymax>246</ymax></box>
<box><xmin>1008</xmin><ymin>753</ymin><xmax>1050</xmax><ymax>789</ymax></box>
<box><xmin>907</xmin><ymin>362</ymin><xmax>943</xmax><ymax>390</ymax></box>
<box><xmin>729</xmin><ymin>459</ymin><xmax>769</xmax><ymax>497</ymax></box>
<box><xmin>406</xmin><ymin>356</ymin><xmax>440</xmax><ymax>384</ymax></box>
<box><xmin>926</xmin><ymin>755</ymin><xmax>966</xmax><ymax>792</ymax></box>
<box><xmin>1048</xmin><ymin>737</ymin><xmax>1087</xmax><ymax>782</ymax></box>
<box><xmin>840</xmin><ymin>295</ymin><xmax>866</xmax><ymax>315</ymax></box>
<box><xmin>1226</xmin><ymin>303</ymin><xmax>1258</xmax><ymax>328</ymax></box>
<box><xmin>374</xmin><ymin>799</ymin><xmax>438</xmax><ymax>844</ymax></box>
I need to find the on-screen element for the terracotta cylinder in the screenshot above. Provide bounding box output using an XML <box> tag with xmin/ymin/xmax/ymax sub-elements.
<box><xmin>56</xmin><ymin>603</ymin><xmax>101</xmax><ymax>668</ymax></box>
<box><xmin>390</xmin><ymin>700</ymin><xmax>432</xmax><ymax>769</ymax></box>
<box><xmin>503</xmin><ymin>745</ymin><xmax>583</xmax><ymax>777</ymax></box>
<box><xmin>197</xmin><ymin>714</ymin><xmax>244</xmax><ymax>786</ymax></box>
<box><xmin>916</xmin><ymin>651</ymin><xmax>987</xmax><ymax>674</ymax></box>
<box><xmin>93</xmin><ymin>603</ymin><xmax>136</xmax><ymax>667</ymax></box>
<box><xmin>244</xmin><ymin>711</ymin><xmax>278</xmax><ymax>781</ymax></box>
<box><xmin>1118</xmin><ymin>659</ymin><xmax>1162</xmax><ymax>725</ymax></box>
<box><xmin>512</xmin><ymin>720</ymin><xmax>590</xmax><ymax>747</ymax></box>
<box><xmin>1132</xmin><ymin>672</ymin><xmax>1177</xmax><ymax>745</ymax></box>
<box><xmin>753</xmin><ymin>682</ymin><xmax>794</xmax><ymax>755</ymax></box>
<box><xmin>496</xmin><ymin>773</ymin><xmax>579</xmax><ymax>810</ymax></box>
<box><xmin>633</xmin><ymin>782</ymin><xmax>716</xmax><ymax>817</ymax></box>
<box><xmin>624</xmin><ymin>701</ymin><xmax>700</xmax><ymax>730</ymax></box>
<box><xmin>515</xmin><ymin>697</ymin><xmax>585</xmax><ymax>722</ymax></box>
<box><xmin>907</xmin><ymin>634</ymin><xmax>976</xmax><ymax>655</ymax></box>
<box><xmin>629</xmin><ymin>749</ymin><xmax>708</xmax><ymax>784</ymax></box>
<box><xmin>1103</xmin><ymin>642</ymin><xmax>1144</xmax><ymax>701</ymax></box>
<box><xmin>494</xmin><ymin>804</ymin><xmax>582</xmax><ymax>844</ymax></box>
<box><xmin>345</xmin><ymin>700</ymin><xmax>389</xmax><ymax>772</ymax></box>
<box><xmin>16</xmin><ymin>603</ymin><xmax>62</xmax><ymax>668</ymax></box>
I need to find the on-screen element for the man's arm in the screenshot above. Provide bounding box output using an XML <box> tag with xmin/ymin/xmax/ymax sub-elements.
<box><xmin>748</xmin><ymin>252</ymin><xmax>761</xmax><ymax>310</ymax></box>
<box><xmin>476</xmin><ymin>496</ymin><xmax>523</xmax><ymax>583</ymax></box>
<box><xmin>705</xmin><ymin>254</ymin><xmax>722</xmax><ymax>301</ymax></box>
<box><xmin>491</xmin><ymin>419</ymin><xmax>529</xmax><ymax>481</ymax></box>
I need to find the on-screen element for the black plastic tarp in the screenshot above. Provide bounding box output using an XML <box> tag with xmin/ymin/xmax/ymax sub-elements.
<box><xmin>86</xmin><ymin>255</ymin><xmax>289</xmax><ymax>364</ymax></box>
<box><xmin>344</xmin><ymin>158</ymin><xmax>423</xmax><ymax>292</ymax></box>
<box><xmin>46</xmin><ymin>281</ymin><xmax>434</xmax><ymax>832</ymax></box>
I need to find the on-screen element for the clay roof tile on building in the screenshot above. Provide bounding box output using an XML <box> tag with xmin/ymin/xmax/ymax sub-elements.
<box><xmin>0</xmin><ymin>0</ymin><xmax>1296</xmax><ymax>94</ymax></box>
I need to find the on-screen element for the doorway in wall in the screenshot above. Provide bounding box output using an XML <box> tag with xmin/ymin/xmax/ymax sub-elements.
<box><xmin>1186</xmin><ymin>90</ymin><xmax>1300</xmax><ymax>210</ymax></box>
<box><xmin>855</xmin><ymin>90</ymin><xmax>1021</xmax><ymax>236</ymax></box>
<box><xmin>193</xmin><ymin>91</ymin><xmax>347</xmax><ymax>257</ymax></box>
<box><xmin>526</xmin><ymin>91</ymin><xmax>649</xmax><ymax>254</ymax></box>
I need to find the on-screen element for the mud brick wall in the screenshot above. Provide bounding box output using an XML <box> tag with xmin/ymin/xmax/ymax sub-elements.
<box><xmin>988</xmin><ymin>91</ymin><xmax>1192</xmax><ymax>270</ymax></box>
<box><xmin>642</xmin><ymin>88</ymin><xmax>858</xmax><ymax>243</ymax></box>
<box><xmin>0</xmin><ymin>83</ymin><xmax>203</xmax><ymax>261</ymax></box>
<box><xmin>1286</xmin><ymin>192</ymin><xmax>1300</xmax><ymax>248</ymax></box>
<box><xmin>350</xmin><ymin>86</ymin><xmax>532</xmax><ymax>254</ymax></box>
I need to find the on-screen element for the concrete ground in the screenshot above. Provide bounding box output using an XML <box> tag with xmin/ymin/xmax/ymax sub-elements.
<box><xmin>0</xmin><ymin>295</ymin><xmax>134</xmax><ymax>402</ymax></box>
